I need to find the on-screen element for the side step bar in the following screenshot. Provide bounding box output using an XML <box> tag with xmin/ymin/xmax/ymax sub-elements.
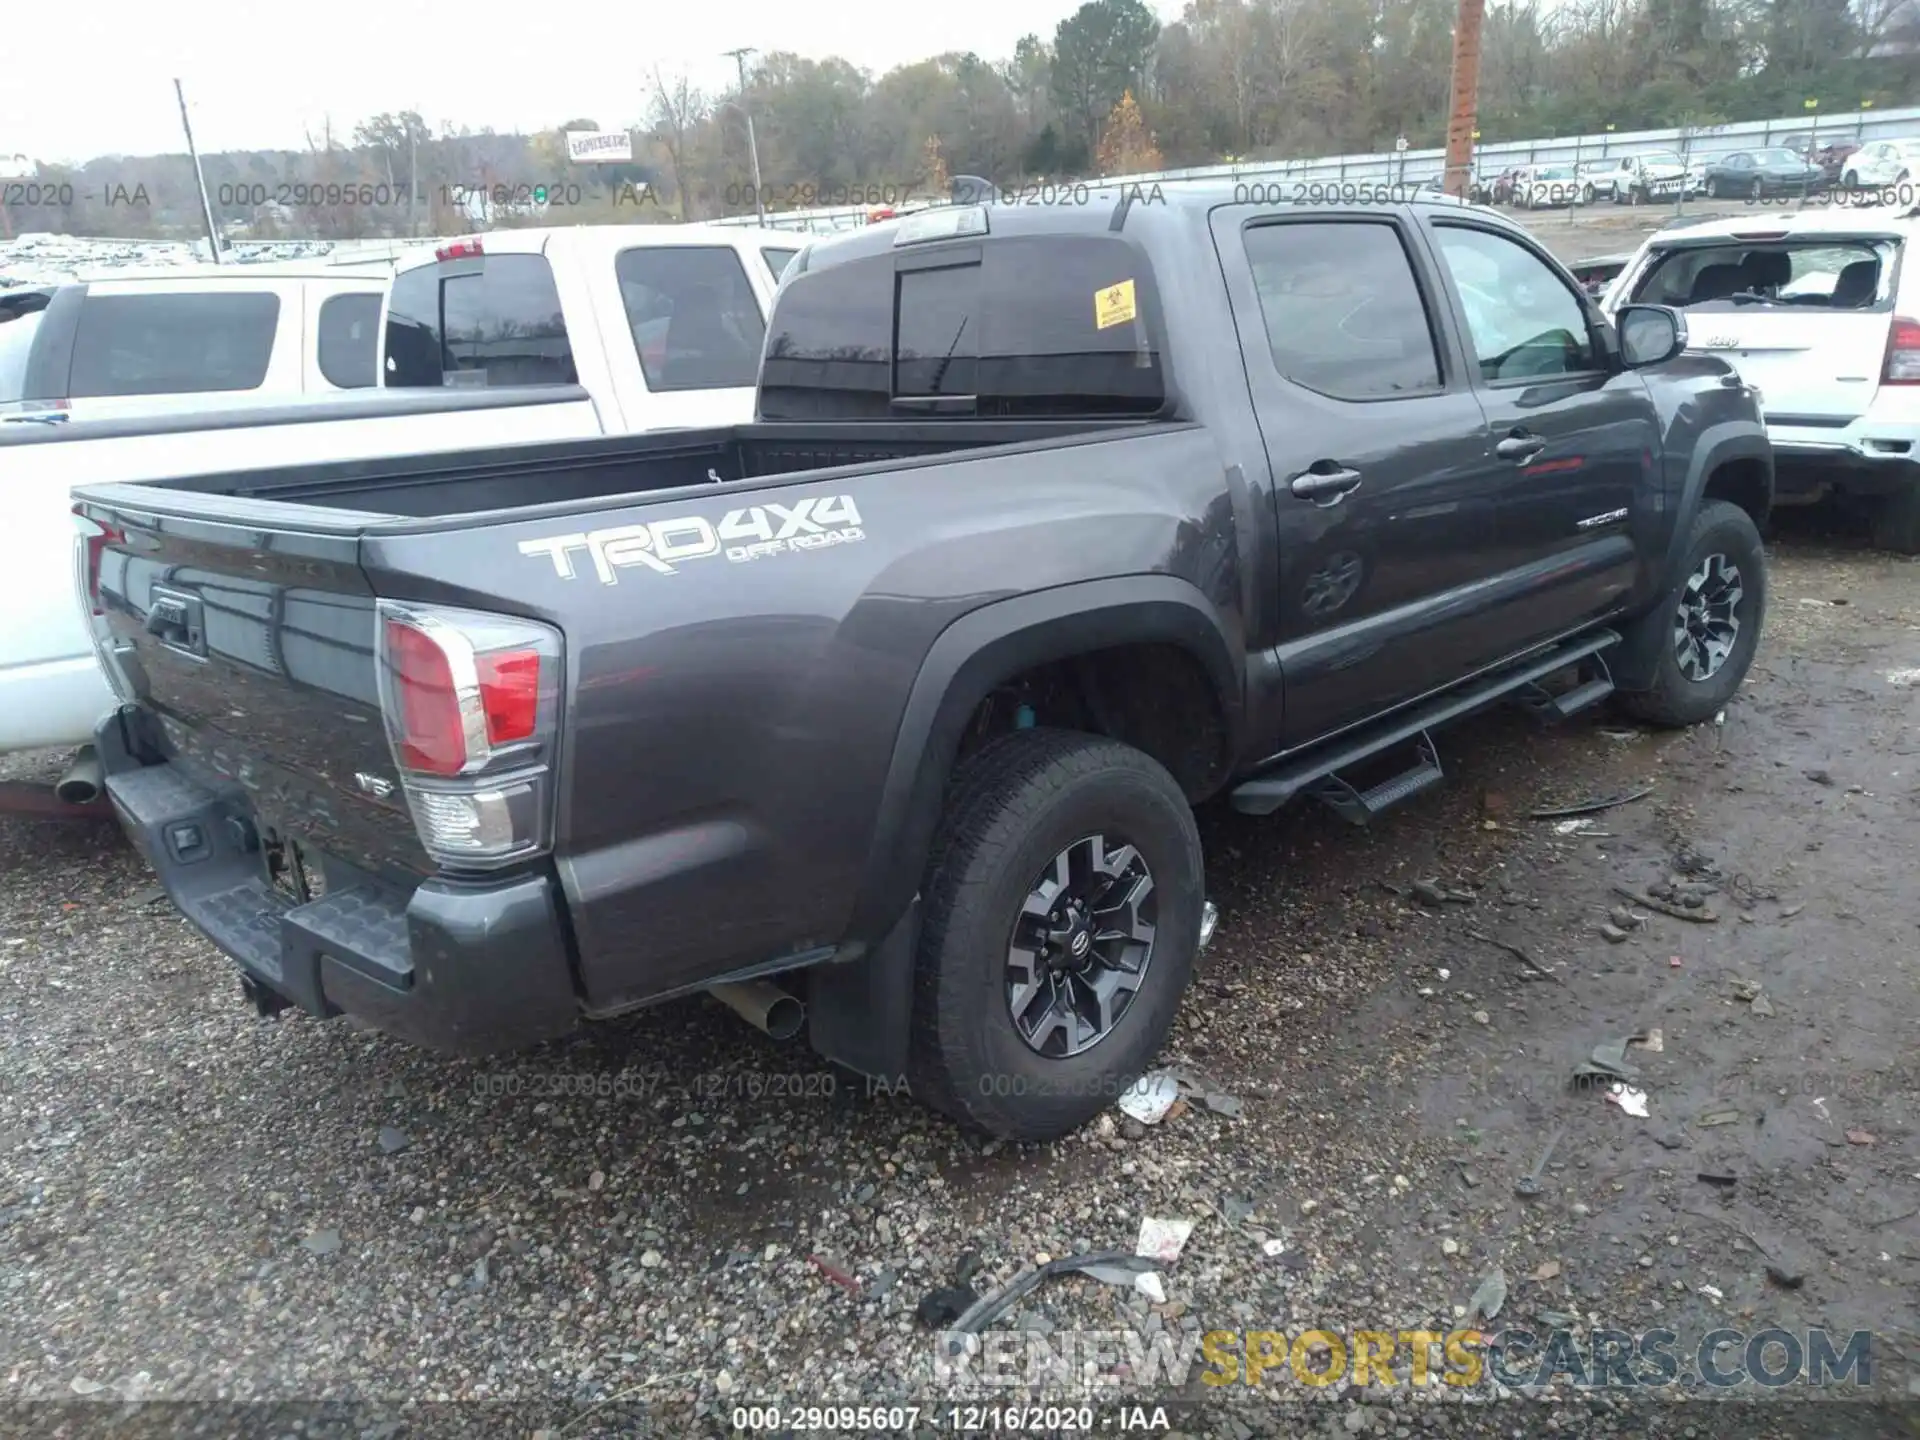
<box><xmin>1231</xmin><ymin>628</ymin><xmax>1621</xmax><ymax>820</ymax></box>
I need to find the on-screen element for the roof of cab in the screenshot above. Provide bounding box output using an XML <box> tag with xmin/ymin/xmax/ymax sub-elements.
<box><xmin>390</xmin><ymin>222</ymin><xmax>803</xmax><ymax>274</ymax></box>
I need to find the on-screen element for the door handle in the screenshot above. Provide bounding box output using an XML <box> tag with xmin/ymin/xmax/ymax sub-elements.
<box><xmin>1495</xmin><ymin>432</ymin><xmax>1548</xmax><ymax>463</ymax></box>
<box><xmin>1290</xmin><ymin>465</ymin><xmax>1364</xmax><ymax>502</ymax></box>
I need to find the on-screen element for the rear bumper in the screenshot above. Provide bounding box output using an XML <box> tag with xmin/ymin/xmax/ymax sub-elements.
<box><xmin>1770</xmin><ymin>419</ymin><xmax>1920</xmax><ymax>501</ymax></box>
<box><xmin>99</xmin><ymin>717</ymin><xmax>580</xmax><ymax>1056</ymax></box>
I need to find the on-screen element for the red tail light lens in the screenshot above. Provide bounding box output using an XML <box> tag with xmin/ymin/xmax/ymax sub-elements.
<box><xmin>1884</xmin><ymin>317</ymin><xmax>1920</xmax><ymax>385</ymax></box>
<box><xmin>476</xmin><ymin>649</ymin><xmax>540</xmax><ymax>745</ymax></box>
<box><xmin>436</xmin><ymin>238</ymin><xmax>484</xmax><ymax>261</ymax></box>
<box><xmin>73</xmin><ymin>508</ymin><xmax>124</xmax><ymax>617</ymax></box>
<box><xmin>384</xmin><ymin>617</ymin><xmax>468</xmax><ymax>776</ymax></box>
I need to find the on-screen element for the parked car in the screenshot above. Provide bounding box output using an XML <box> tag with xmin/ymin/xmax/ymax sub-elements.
<box><xmin>1512</xmin><ymin>164</ymin><xmax>1585</xmax><ymax>209</ymax></box>
<box><xmin>1575</xmin><ymin>159</ymin><xmax>1621</xmax><ymax>205</ymax></box>
<box><xmin>75</xmin><ymin>193</ymin><xmax>1770</xmax><ymax>1140</ymax></box>
<box><xmin>1699</xmin><ymin>148</ymin><xmax>1826</xmax><ymax>200</ymax></box>
<box><xmin>1607</xmin><ymin>150</ymin><xmax>1690</xmax><ymax>206</ymax></box>
<box><xmin>1603</xmin><ymin>206</ymin><xmax>1920</xmax><ymax>552</ymax></box>
<box><xmin>0</xmin><ymin>264</ymin><xmax>387</xmax><ymax>423</ymax></box>
<box><xmin>1685</xmin><ymin>156</ymin><xmax>1714</xmax><ymax>198</ymax></box>
<box><xmin>0</xmin><ymin>223</ymin><xmax>800</xmax><ymax>783</ymax></box>
<box><xmin>1840</xmin><ymin>137</ymin><xmax>1920</xmax><ymax>190</ymax></box>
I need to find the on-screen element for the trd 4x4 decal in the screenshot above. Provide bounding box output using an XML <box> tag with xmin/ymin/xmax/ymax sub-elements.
<box><xmin>518</xmin><ymin>494</ymin><xmax>865</xmax><ymax>582</ymax></box>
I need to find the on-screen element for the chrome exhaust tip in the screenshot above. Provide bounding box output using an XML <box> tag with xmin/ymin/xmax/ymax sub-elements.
<box><xmin>708</xmin><ymin>980</ymin><xmax>805</xmax><ymax>1041</ymax></box>
<box><xmin>1198</xmin><ymin>899</ymin><xmax>1220</xmax><ymax>951</ymax></box>
<box><xmin>56</xmin><ymin>747</ymin><xmax>103</xmax><ymax>806</ymax></box>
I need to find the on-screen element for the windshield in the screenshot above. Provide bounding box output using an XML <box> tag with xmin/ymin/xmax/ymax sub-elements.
<box><xmin>1534</xmin><ymin>167</ymin><xmax>1573</xmax><ymax>180</ymax></box>
<box><xmin>1629</xmin><ymin>238</ymin><xmax>1897</xmax><ymax>312</ymax></box>
<box><xmin>1643</xmin><ymin>151</ymin><xmax>1683</xmax><ymax>168</ymax></box>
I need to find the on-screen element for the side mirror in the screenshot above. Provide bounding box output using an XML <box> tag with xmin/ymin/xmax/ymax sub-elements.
<box><xmin>1616</xmin><ymin>304</ymin><xmax>1688</xmax><ymax>368</ymax></box>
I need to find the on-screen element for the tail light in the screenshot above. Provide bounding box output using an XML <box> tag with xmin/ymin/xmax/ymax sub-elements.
<box><xmin>1884</xmin><ymin>317</ymin><xmax>1920</xmax><ymax>385</ymax></box>
<box><xmin>71</xmin><ymin>509</ymin><xmax>132</xmax><ymax>702</ymax></box>
<box><xmin>436</xmin><ymin>238</ymin><xmax>484</xmax><ymax>261</ymax></box>
<box><xmin>374</xmin><ymin>601</ymin><xmax>562</xmax><ymax>869</ymax></box>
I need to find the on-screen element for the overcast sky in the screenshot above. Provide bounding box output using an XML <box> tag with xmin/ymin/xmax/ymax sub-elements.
<box><xmin>4</xmin><ymin>0</ymin><xmax>1182</xmax><ymax>164</ymax></box>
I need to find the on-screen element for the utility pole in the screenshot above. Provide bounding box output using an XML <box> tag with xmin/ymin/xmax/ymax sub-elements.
<box><xmin>723</xmin><ymin>46</ymin><xmax>766</xmax><ymax>224</ymax></box>
<box><xmin>1441</xmin><ymin>0</ymin><xmax>1487</xmax><ymax>200</ymax></box>
<box><xmin>174</xmin><ymin>79</ymin><xmax>223</xmax><ymax>263</ymax></box>
<box><xmin>408</xmin><ymin>111</ymin><xmax>419</xmax><ymax>237</ymax></box>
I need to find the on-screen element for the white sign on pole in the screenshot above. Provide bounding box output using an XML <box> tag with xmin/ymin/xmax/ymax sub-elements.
<box><xmin>566</xmin><ymin>131</ymin><xmax>634</xmax><ymax>164</ymax></box>
<box><xmin>1395</xmin><ymin>136</ymin><xmax>1409</xmax><ymax>153</ymax></box>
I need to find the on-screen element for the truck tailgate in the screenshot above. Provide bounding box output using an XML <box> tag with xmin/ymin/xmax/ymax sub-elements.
<box><xmin>91</xmin><ymin>510</ymin><xmax>427</xmax><ymax>877</ymax></box>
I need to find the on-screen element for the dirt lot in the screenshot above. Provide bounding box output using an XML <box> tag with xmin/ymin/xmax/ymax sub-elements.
<box><xmin>3</xmin><ymin>224</ymin><xmax>1917</xmax><ymax>1435</ymax></box>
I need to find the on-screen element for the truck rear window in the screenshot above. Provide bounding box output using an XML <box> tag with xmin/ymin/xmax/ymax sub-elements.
<box><xmin>68</xmin><ymin>291</ymin><xmax>280</xmax><ymax>397</ymax></box>
<box><xmin>616</xmin><ymin>246</ymin><xmax>765</xmax><ymax>391</ymax></box>
<box><xmin>384</xmin><ymin>253</ymin><xmax>576</xmax><ymax>388</ymax></box>
<box><xmin>1629</xmin><ymin>239</ymin><xmax>1897</xmax><ymax>311</ymax></box>
<box><xmin>760</xmin><ymin>235</ymin><xmax>1165</xmax><ymax>420</ymax></box>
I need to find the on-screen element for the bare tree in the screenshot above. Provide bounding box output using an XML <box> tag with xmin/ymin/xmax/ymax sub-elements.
<box><xmin>649</xmin><ymin>68</ymin><xmax>706</xmax><ymax>219</ymax></box>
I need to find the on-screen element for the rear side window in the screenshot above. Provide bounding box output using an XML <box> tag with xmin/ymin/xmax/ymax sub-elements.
<box><xmin>1628</xmin><ymin>239</ymin><xmax>1897</xmax><ymax>311</ymax></box>
<box><xmin>762</xmin><ymin>248</ymin><xmax>799</xmax><ymax>280</ymax></box>
<box><xmin>316</xmin><ymin>292</ymin><xmax>381</xmax><ymax>388</ymax></box>
<box><xmin>0</xmin><ymin>311</ymin><xmax>44</xmax><ymax>403</ymax></box>
<box><xmin>384</xmin><ymin>253</ymin><xmax>575</xmax><ymax>387</ymax></box>
<box><xmin>761</xmin><ymin>234</ymin><xmax>1165</xmax><ymax>420</ymax></box>
<box><xmin>615</xmin><ymin>246</ymin><xmax>766</xmax><ymax>391</ymax></box>
<box><xmin>1243</xmin><ymin>221</ymin><xmax>1442</xmax><ymax>399</ymax></box>
<box><xmin>68</xmin><ymin>291</ymin><xmax>279</xmax><ymax>397</ymax></box>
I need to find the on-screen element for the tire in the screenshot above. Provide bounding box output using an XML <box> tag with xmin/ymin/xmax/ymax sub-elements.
<box><xmin>1750</xmin><ymin>177</ymin><xmax>1764</xmax><ymax>201</ymax></box>
<box><xmin>1616</xmin><ymin>500</ymin><xmax>1768</xmax><ymax>728</ymax></box>
<box><xmin>1582</xmin><ymin>184</ymin><xmax>1596</xmax><ymax>205</ymax></box>
<box><xmin>1869</xmin><ymin>483</ymin><xmax>1920</xmax><ymax>555</ymax></box>
<box><xmin>1842</xmin><ymin>170</ymin><xmax>1858</xmax><ymax>190</ymax></box>
<box><xmin>907</xmin><ymin>729</ymin><xmax>1204</xmax><ymax>1142</ymax></box>
<box><xmin>1707</xmin><ymin>177</ymin><xmax>1722</xmax><ymax>199</ymax></box>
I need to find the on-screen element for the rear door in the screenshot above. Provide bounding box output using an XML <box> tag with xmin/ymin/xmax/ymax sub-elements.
<box><xmin>1614</xmin><ymin>228</ymin><xmax>1903</xmax><ymax>423</ymax></box>
<box><xmin>1210</xmin><ymin>204</ymin><xmax>1517</xmax><ymax>746</ymax></box>
<box><xmin>1422</xmin><ymin>216</ymin><xmax>1655</xmax><ymax>644</ymax></box>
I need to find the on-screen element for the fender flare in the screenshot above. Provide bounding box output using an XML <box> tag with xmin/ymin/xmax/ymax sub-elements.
<box><xmin>1614</xmin><ymin>422</ymin><xmax>1772</xmax><ymax>693</ymax></box>
<box><xmin>843</xmin><ymin>574</ymin><xmax>1242</xmax><ymax>948</ymax></box>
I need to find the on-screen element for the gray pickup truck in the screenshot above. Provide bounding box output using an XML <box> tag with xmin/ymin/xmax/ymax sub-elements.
<box><xmin>75</xmin><ymin>193</ymin><xmax>1772</xmax><ymax>1141</ymax></box>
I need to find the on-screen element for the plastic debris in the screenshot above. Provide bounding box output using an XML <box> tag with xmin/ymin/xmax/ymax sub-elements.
<box><xmin>1607</xmin><ymin>1084</ymin><xmax>1650</xmax><ymax>1118</ymax></box>
<box><xmin>1698</xmin><ymin>1109</ymin><xmax>1740</xmax><ymax>1128</ymax></box>
<box><xmin>929</xmin><ymin>1250</ymin><xmax>1161</xmax><ymax>1348</ymax></box>
<box><xmin>1670</xmin><ymin>955</ymin><xmax>1683</xmax><ymax>968</ymax></box>
<box><xmin>1469</xmin><ymin>1266</ymin><xmax>1508</xmax><ymax>1322</ymax></box>
<box><xmin>1134</xmin><ymin>1271</ymin><xmax>1167</xmax><ymax>1303</ymax></box>
<box><xmin>1887</xmin><ymin>668</ymin><xmax>1920</xmax><ymax>688</ymax></box>
<box><xmin>1262</xmin><ymin>1238</ymin><xmax>1289</xmax><ymax>1258</ymax></box>
<box><xmin>1201</xmin><ymin>1091</ymin><xmax>1245</xmax><ymax>1119</ymax></box>
<box><xmin>1698</xmin><ymin>1171</ymin><xmax>1737</xmax><ymax>1188</ymax></box>
<box><xmin>1847</xmin><ymin>1129</ymin><xmax>1878</xmax><ymax>1147</ymax></box>
<box><xmin>1531</xmin><ymin>785</ymin><xmax>1654</xmax><ymax>821</ymax></box>
<box><xmin>1532</xmin><ymin>1259</ymin><xmax>1561</xmax><ymax>1282</ymax></box>
<box><xmin>1749</xmin><ymin>994</ymin><xmax>1775</xmax><ymax>1017</ymax></box>
<box><xmin>1136</xmin><ymin>1217</ymin><xmax>1195</xmax><ymax>1264</ymax></box>
<box><xmin>809</xmin><ymin>1253</ymin><xmax>861</xmax><ymax>1296</ymax></box>
<box><xmin>1698</xmin><ymin>1284</ymin><xmax>1725</xmax><ymax>1301</ymax></box>
<box><xmin>1117</xmin><ymin>1073</ymin><xmax>1180</xmax><ymax>1125</ymax></box>
<box><xmin>1572</xmin><ymin>1039</ymin><xmax>1641</xmax><ymax>1088</ymax></box>
<box><xmin>1635</xmin><ymin>1028</ymin><xmax>1664</xmax><ymax>1052</ymax></box>
<box><xmin>1555</xmin><ymin>818</ymin><xmax>1599</xmax><ymax>835</ymax></box>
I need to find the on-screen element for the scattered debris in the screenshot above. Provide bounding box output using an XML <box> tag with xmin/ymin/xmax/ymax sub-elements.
<box><xmin>810</xmin><ymin>1254</ymin><xmax>861</xmax><ymax>1296</ymax></box>
<box><xmin>1554</xmin><ymin>818</ymin><xmax>1602</xmax><ymax>836</ymax></box>
<box><xmin>1200</xmin><ymin>1091</ymin><xmax>1244</xmax><ymax>1119</ymax></box>
<box><xmin>1599</xmin><ymin>922</ymin><xmax>1630</xmax><ymax>943</ymax></box>
<box><xmin>1573</xmin><ymin>1039</ymin><xmax>1641</xmax><ymax>1088</ymax></box>
<box><xmin>1606</xmin><ymin>1084</ymin><xmax>1650</xmax><ymax>1118</ymax></box>
<box><xmin>1117</xmin><ymin>1073</ymin><xmax>1180</xmax><ymax>1125</ymax></box>
<box><xmin>1613</xmin><ymin>885</ymin><xmax>1719</xmax><ymax>924</ymax></box>
<box><xmin>377</xmin><ymin>1126</ymin><xmax>410</xmax><ymax>1155</ymax></box>
<box><xmin>1136</xmin><ymin>1217</ymin><xmax>1195</xmax><ymax>1264</ymax></box>
<box><xmin>1846</xmin><ymin>1130</ymin><xmax>1878</xmax><ymax>1147</ymax></box>
<box><xmin>1749</xmin><ymin>994</ymin><xmax>1775</xmax><ymax>1017</ymax></box>
<box><xmin>932</xmin><ymin>1251</ymin><xmax>1162</xmax><ymax>1346</ymax></box>
<box><xmin>1531</xmin><ymin>785</ymin><xmax>1654</xmax><ymax>821</ymax></box>
<box><xmin>1697</xmin><ymin>1171</ymin><xmax>1738</xmax><ymax>1188</ymax></box>
<box><xmin>1813</xmin><ymin>1098</ymin><xmax>1830</xmax><ymax>1123</ymax></box>
<box><xmin>1764</xmin><ymin>1263</ymin><xmax>1804</xmax><ymax>1291</ymax></box>
<box><xmin>1134</xmin><ymin>1271</ymin><xmax>1167</xmax><ymax>1303</ymax></box>
<box><xmin>1670</xmin><ymin>955</ymin><xmax>1684</xmax><ymax>969</ymax></box>
<box><xmin>1469</xmin><ymin>1266</ymin><xmax>1508</xmax><ymax>1323</ymax></box>
<box><xmin>1411</xmin><ymin>879</ymin><xmax>1449</xmax><ymax>908</ymax></box>
<box><xmin>1779</xmin><ymin>902</ymin><xmax>1806</xmax><ymax>920</ymax></box>
<box><xmin>1532</xmin><ymin>1259</ymin><xmax>1561</xmax><ymax>1282</ymax></box>
<box><xmin>1635</xmin><ymin>1028</ymin><xmax>1664</xmax><ymax>1053</ymax></box>
<box><xmin>1514</xmin><ymin>1126</ymin><xmax>1566</xmax><ymax>1199</ymax></box>
<box><xmin>300</xmin><ymin>1229</ymin><xmax>342</xmax><ymax>1257</ymax></box>
<box><xmin>1472</xmin><ymin>1010</ymin><xmax>1491</xmax><ymax>1026</ymax></box>
<box><xmin>1698</xmin><ymin>1284</ymin><xmax>1725</xmax><ymax>1302</ymax></box>
<box><xmin>1698</xmin><ymin>1109</ymin><xmax>1741</xmax><ymax>1128</ymax></box>
<box><xmin>1804</xmin><ymin>768</ymin><xmax>1835</xmax><ymax>787</ymax></box>
<box><xmin>1465</xmin><ymin>929</ymin><xmax>1562</xmax><ymax>985</ymax></box>
<box><xmin>1886</xmin><ymin>669</ymin><xmax>1920</xmax><ymax>688</ymax></box>
<box><xmin>1609</xmin><ymin>906</ymin><xmax>1644</xmax><ymax>931</ymax></box>
<box><xmin>1452</xmin><ymin>1159</ymin><xmax>1480</xmax><ymax>1188</ymax></box>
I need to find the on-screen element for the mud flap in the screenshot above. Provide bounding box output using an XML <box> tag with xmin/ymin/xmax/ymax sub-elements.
<box><xmin>807</xmin><ymin>900</ymin><xmax>919</xmax><ymax>1084</ymax></box>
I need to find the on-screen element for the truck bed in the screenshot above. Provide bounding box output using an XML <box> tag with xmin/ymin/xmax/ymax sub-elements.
<box><xmin>102</xmin><ymin>418</ymin><xmax>1151</xmax><ymax>521</ymax></box>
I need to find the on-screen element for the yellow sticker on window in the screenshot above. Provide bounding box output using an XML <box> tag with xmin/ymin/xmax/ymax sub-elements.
<box><xmin>1094</xmin><ymin>279</ymin><xmax>1138</xmax><ymax>330</ymax></box>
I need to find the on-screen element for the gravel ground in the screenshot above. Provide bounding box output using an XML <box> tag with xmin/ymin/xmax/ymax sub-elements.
<box><xmin>4</xmin><ymin>537</ymin><xmax>1917</xmax><ymax>1430</ymax></box>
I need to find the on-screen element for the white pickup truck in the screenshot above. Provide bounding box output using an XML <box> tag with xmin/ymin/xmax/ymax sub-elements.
<box><xmin>0</xmin><ymin>223</ymin><xmax>801</xmax><ymax>795</ymax></box>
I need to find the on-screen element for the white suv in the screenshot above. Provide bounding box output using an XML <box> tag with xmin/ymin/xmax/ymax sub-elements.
<box><xmin>0</xmin><ymin>263</ymin><xmax>388</xmax><ymax>423</ymax></box>
<box><xmin>1603</xmin><ymin>206</ymin><xmax>1920</xmax><ymax>551</ymax></box>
